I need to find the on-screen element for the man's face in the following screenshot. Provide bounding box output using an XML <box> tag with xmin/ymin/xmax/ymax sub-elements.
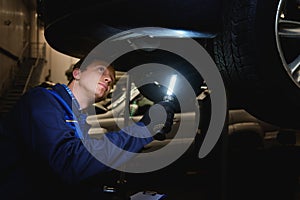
<box><xmin>75</xmin><ymin>61</ymin><xmax>115</xmax><ymax>102</ymax></box>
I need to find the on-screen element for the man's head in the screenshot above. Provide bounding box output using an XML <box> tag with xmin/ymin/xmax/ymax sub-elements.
<box><xmin>68</xmin><ymin>56</ymin><xmax>116</xmax><ymax>108</ymax></box>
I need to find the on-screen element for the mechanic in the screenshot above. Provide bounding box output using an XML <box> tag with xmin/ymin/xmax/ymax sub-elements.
<box><xmin>1</xmin><ymin>56</ymin><xmax>175</xmax><ymax>199</ymax></box>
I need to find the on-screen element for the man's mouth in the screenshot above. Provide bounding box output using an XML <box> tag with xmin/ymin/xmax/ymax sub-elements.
<box><xmin>98</xmin><ymin>82</ymin><xmax>108</xmax><ymax>91</ymax></box>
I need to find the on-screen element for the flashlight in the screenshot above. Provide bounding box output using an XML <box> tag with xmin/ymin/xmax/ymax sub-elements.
<box><xmin>164</xmin><ymin>74</ymin><xmax>177</xmax><ymax>102</ymax></box>
<box><xmin>154</xmin><ymin>74</ymin><xmax>177</xmax><ymax>140</ymax></box>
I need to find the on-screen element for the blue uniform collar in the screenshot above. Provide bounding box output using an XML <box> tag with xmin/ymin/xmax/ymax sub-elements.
<box><xmin>61</xmin><ymin>84</ymin><xmax>81</xmax><ymax>111</ymax></box>
<box><xmin>52</xmin><ymin>83</ymin><xmax>87</xmax><ymax>119</ymax></box>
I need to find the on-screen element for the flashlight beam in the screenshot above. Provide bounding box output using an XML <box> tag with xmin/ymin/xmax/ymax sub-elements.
<box><xmin>166</xmin><ymin>74</ymin><xmax>177</xmax><ymax>96</ymax></box>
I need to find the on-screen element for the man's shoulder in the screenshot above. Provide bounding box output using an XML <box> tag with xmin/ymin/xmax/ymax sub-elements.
<box><xmin>19</xmin><ymin>83</ymin><xmax>72</xmax><ymax>111</ymax></box>
<box><xmin>22</xmin><ymin>84</ymin><xmax>64</xmax><ymax>104</ymax></box>
<box><xmin>26</xmin><ymin>83</ymin><xmax>63</xmax><ymax>96</ymax></box>
<box><xmin>25</xmin><ymin>85</ymin><xmax>54</xmax><ymax>97</ymax></box>
<box><xmin>18</xmin><ymin>84</ymin><xmax>67</xmax><ymax>113</ymax></box>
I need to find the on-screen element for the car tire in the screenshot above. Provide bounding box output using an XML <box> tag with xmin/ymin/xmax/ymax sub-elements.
<box><xmin>213</xmin><ymin>0</ymin><xmax>300</xmax><ymax>129</ymax></box>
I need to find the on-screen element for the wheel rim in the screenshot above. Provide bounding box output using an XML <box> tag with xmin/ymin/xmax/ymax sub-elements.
<box><xmin>275</xmin><ymin>0</ymin><xmax>300</xmax><ymax>86</ymax></box>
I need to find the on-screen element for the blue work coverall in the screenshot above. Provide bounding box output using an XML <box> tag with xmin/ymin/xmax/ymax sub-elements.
<box><xmin>0</xmin><ymin>83</ymin><xmax>153</xmax><ymax>199</ymax></box>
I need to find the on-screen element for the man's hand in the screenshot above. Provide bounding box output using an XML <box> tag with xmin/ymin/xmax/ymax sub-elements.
<box><xmin>139</xmin><ymin>101</ymin><xmax>175</xmax><ymax>140</ymax></box>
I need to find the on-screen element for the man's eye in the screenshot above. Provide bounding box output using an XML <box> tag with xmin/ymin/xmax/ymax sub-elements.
<box><xmin>98</xmin><ymin>67</ymin><xmax>105</xmax><ymax>72</ymax></box>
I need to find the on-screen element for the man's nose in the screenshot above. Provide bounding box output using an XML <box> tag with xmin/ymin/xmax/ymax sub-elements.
<box><xmin>104</xmin><ymin>75</ymin><xmax>112</xmax><ymax>83</ymax></box>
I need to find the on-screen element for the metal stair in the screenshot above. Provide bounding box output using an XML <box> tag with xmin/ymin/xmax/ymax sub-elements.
<box><xmin>0</xmin><ymin>58</ymin><xmax>36</xmax><ymax>117</ymax></box>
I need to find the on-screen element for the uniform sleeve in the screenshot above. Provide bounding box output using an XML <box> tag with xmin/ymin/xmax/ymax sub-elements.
<box><xmin>16</xmin><ymin>88</ymin><xmax>153</xmax><ymax>184</ymax></box>
<box><xmin>82</xmin><ymin>122</ymin><xmax>153</xmax><ymax>171</ymax></box>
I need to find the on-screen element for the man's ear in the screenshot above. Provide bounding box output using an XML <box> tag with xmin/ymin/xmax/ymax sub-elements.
<box><xmin>73</xmin><ymin>68</ymin><xmax>81</xmax><ymax>80</ymax></box>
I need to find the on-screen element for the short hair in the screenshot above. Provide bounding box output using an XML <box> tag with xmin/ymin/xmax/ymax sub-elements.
<box><xmin>72</xmin><ymin>55</ymin><xmax>88</xmax><ymax>71</ymax></box>
<box><xmin>67</xmin><ymin>58</ymin><xmax>83</xmax><ymax>85</ymax></box>
<box><xmin>72</xmin><ymin>58</ymin><xmax>84</xmax><ymax>70</ymax></box>
<box><xmin>73</xmin><ymin>54</ymin><xmax>113</xmax><ymax>70</ymax></box>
